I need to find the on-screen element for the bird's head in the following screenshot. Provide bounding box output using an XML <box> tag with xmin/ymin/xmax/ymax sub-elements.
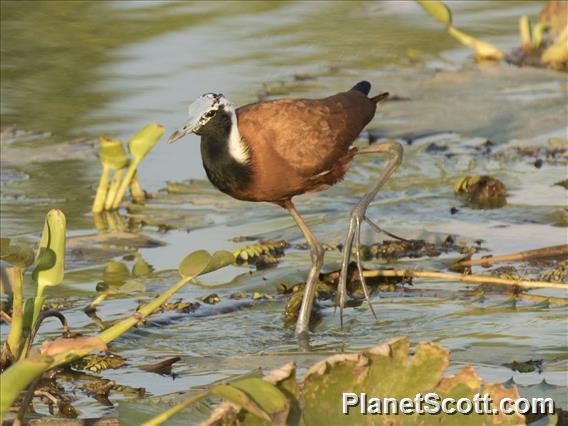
<box><xmin>167</xmin><ymin>93</ymin><xmax>234</xmax><ymax>144</ymax></box>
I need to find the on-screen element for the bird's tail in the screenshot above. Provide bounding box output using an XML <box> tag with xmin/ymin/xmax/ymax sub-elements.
<box><xmin>371</xmin><ymin>92</ymin><xmax>389</xmax><ymax>104</ymax></box>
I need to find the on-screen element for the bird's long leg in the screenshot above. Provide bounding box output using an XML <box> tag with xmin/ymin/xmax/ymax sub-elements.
<box><xmin>284</xmin><ymin>200</ymin><xmax>325</xmax><ymax>340</ymax></box>
<box><xmin>337</xmin><ymin>141</ymin><xmax>403</xmax><ymax>327</ymax></box>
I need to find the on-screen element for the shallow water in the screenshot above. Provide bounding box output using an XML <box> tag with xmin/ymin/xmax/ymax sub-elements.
<box><xmin>1</xmin><ymin>1</ymin><xmax>567</xmax><ymax>423</ymax></box>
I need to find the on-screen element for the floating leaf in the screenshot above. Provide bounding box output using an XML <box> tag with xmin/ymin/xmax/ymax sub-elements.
<box><xmin>417</xmin><ymin>0</ymin><xmax>452</xmax><ymax>26</ymax></box>
<box><xmin>178</xmin><ymin>249</ymin><xmax>235</xmax><ymax>278</ymax></box>
<box><xmin>454</xmin><ymin>175</ymin><xmax>507</xmax><ymax>209</ymax></box>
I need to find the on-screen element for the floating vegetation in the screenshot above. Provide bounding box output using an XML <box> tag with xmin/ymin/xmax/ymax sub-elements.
<box><xmin>418</xmin><ymin>0</ymin><xmax>568</xmax><ymax>69</ymax></box>
<box><xmin>145</xmin><ymin>337</ymin><xmax>528</xmax><ymax>425</ymax></box>
<box><xmin>539</xmin><ymin>259</ymin><xmax>568</xmax><ymax>283</ymax></box>
<box><xmin>71</xmin><ymin>353</ymin><xmax>126</xmax><ymax>373</ymax></box>
<box><xmin>159</xmin><ymin>299</ymin><xmax>200</xmax><ymax>314</ymax></box>
<box><xmin>504</xmin><ymin>359</ymin><xmax>544</xmax><ymax>374</ymax></box>
<box><xmin>233</xmin><ymin>240</ymin><xmax>288</xmax><ymax>268</ymax></box>
<box><xmin>454</xmin><ymin>175</ymin><xmax>507</xmax><ymax>209</ymax></box>
<box><xmin>353</xmin><ymin>237</ymin><xmax>466</xmax><ymax>261</ymax></box>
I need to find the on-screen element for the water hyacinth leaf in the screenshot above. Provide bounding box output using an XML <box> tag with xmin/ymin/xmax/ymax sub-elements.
<box><xmin>208</xmin><ymin>383</ymin><xmax>272</xmax><ymax>424</ymax></box>
<box><xmin>118</xmin><ymin>279</ymin><xmax>145</xmax><ymax>293</ymax></box>
<box><xmin>132</xmin><ymin>253</ymin><xmax>153</xmax><ymax>277</ymax></box>
<box><xmin>519</xmin><ymin>16</ymin><xmax>532</xmax><ymax>50</ymax></box>
<box><xmin>99</xmin><ymin>136</ymin><xmax>128</xmax><ymax>170</ymax></box>
<box><xmin>417</xmin><ymin>0</ymin><xmax>452</xmax><ymax>26</ymax></box>
<box><xmin>178</xmin><ymin>249</ymin><xmax>235</xmax><ymax>278</ymax></box>
<box><xmin>447</xmin><ymin>27</ymin><xmax>505</xmax><ymax>60</ymax></box>
<box><xmin>178</xmin><ymin>250</ymin><xmax>211</xmax><ymax>278</ymax></box>
<box><xmin>128</xmin><ymin>123</ymin><xmax>164</xmax><ymax>161</ymax></box>
<box><xmin>32</xmin><ymin>209</ymin><xmax>66</xmax><ymax>288</ymax></box>
<box><xmin>541</xmin><ymin>40</ymin><xmax>568</xmax><ymax>66</ymax></box>
<box><xmin>202</xmin><ymin>250</ymin><xmax>235</xmax><ymax>275</ymax></box>
<box><xmin>102</xmin><ymin>261</ymin><xmax>130</xmax><ymax>286</ymax></box>
<box><xmin>229</xmin><ymin>378</ymin><xmax>289</xmax><ymax>425</ymax></box>
<box><xmin>112</xmin><ymin>124</ymin><xmax>164</xmax><ymax>210</ymax></box>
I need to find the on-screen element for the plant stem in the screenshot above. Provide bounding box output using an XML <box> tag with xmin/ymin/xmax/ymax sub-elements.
<box><xmin>1</xmin><ymin>274</ymin><xmax>193</xmax><ymax>416</ymax></box>
<box><xmin>457</xmin><ymin>244</ymin><xmax>568</xmax><ymax>267</ymax></box>
<box><xmin>104</xmin><ymin>168</ymin><xmax>124</xmax><ymax>211</ymax></box>
<box><xmin>112</xmin><ymin>160</ymin><xmax>139</xmax><ymax>210</ymax></box>
<box><xmin>5</xmin><ymin>267</ymin><xmax>23</xmax><ymax>360</ymax></box>
<box><xmin>362</xmin><ymin>269</ymin><xmax>566</xmax><ymax>290</ymax></box>
<box><xmin>92</xmin><ymin>164</ymin><xmax>110</xmax><ymax>213</ymax></box>
<box><xmin>130</xmin><ymin>172</ymin><xmax>146</xmax><ymax>204</ymax></box>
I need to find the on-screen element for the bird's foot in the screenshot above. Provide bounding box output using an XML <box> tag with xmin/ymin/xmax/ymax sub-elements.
<box><xmin>337</xmin><ymin>207</ymin><xmax>378</xmax><ymax>328</ymax></box>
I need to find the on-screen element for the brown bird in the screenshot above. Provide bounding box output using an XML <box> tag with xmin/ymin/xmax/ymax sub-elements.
<box><xmin>168</xmin><ymin>81</ymin><xmax>403</xmax><ymax>339</ymax></box>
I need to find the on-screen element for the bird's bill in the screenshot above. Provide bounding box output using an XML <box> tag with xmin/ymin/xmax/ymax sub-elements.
<box><xmin>167</xmin><ymin>126</ymin><xmax>192</xmax><ymax>144</ymax></box>
<box><xmin>167</xmin><ymin>96</ymin><xmax>216</xmax><ymax>144</ymax></box>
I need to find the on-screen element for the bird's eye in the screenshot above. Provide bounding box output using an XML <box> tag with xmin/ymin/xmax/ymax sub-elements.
<box><xmin>204</xmin><ymin>110</ymin><xmax>216</xmax><ymax>118</ymax></box>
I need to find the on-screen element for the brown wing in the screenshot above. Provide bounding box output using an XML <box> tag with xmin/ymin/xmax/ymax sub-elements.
<box><xmin>237</xmin><ymin>90</ymin><xmax>376</xmax><ymax>177</ymax></box>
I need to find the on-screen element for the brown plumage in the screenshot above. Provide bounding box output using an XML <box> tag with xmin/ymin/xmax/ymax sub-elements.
<box><xmin>235</xmin><ymin>88</ymin><xmax>382</xmax><ymax>204</ymax></box>
<box><xmin>168</xmin><ymin>82</ymin><xmax>396</xmax><ymax>339</ymax></box>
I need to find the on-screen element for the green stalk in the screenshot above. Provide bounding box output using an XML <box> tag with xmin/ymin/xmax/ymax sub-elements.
<box><xmin>5</xmin><ymin>267</ymin><xmax>24</xmax><ymax>359</ymax></box>
<box><xmin>1</xmin><ymin>275</ymin><xmax>191</xmax><ymax>416</ymax></box>
<box><xmin>130</xmin><ymin>172</ymin><xmax>146</xmax><ymax>204</ymax></box>
<box><xmin>92</xmin><ymin>164</ymin><xmax>110</xmax><ymax>213</ymax></box>
<box><xmin>104</xmin><ymin>169</ymin><xmax>124</xmax><ymax>211</ymax></box>
<box><xmin>30</xmin><ymin>286</ymin><xmax>45</xmax><ymax>338</ymax></box>
<box><xmin>111</xmin><ymin>160</ymin><xmax>140</xmax><ymax>210</ymax></box>
<box><xmin>142</xmin><ymin>392</ymin><xmax>208</xmax><ymax>426</ymax></box>
<box><xmin>0</xmin><ymin>356</ymin><xmax>52</xmax><ymax>415</ymax></box>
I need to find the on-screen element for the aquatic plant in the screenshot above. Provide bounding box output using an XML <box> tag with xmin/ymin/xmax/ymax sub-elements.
<box><xmin>0</xmin><ymin>213</ymin><xmax>235</xmax><ymax>420</ymax></box>
<box><xmin>91</xmin><ymin>124</ymin><xmax>164</xmax><ymax>214</ymax></box>
<box><xmin>142</xmin><ymin>337</ymin><xmax>531</xmax><ymax>425</ymax></box>
<box><xmin>418</xmin><ymin>0</ymin><xmax>568</xmax><ymax>68</ymax></box>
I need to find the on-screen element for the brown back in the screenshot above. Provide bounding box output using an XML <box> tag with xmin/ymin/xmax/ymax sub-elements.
<box><xmin>234</xmin><ymin>90</ymin><xmax>377</xmax><ymax>202</ymax></box>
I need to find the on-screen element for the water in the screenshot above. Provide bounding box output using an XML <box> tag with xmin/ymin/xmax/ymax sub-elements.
<box><xmin>1</xmin><ymin>1</ymin><xmax>567</xmax><ymax>423</ymax></box>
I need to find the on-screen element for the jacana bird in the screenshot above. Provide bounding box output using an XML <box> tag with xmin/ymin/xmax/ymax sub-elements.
<box><xmin>168</xmin><ymin>81</ymin><xmax>403</xmax><ymax>339</ymax></box>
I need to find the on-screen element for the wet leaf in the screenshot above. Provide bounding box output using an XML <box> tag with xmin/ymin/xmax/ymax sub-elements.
<box><xmin>417</xmin><ymin>0</ymin><xmax>452</xmax><ymax>26</ymax></box>
<box><xmin>102</xmin><ymin>261</ymin><xmax>130</xmax><ymax>286</ymax></box>
<box><xmin>32</xmin><ymin>209</ymin><xmax>66</xmax><ymax>287</ymax></box>
<box><xmin>178</xmin><ymin>249</ymin><xmax>235</xmax><ymax>278</ymax></box>
<box><xmin>504</xmin><ymin>359</ymin><xmax>543</xmax><ymax>373</ymax></box>
<box><xmin>99</xmin><ymin>136</ymin><xmax>128</xmax><ymax>170</ymax></box>
<box><xmin>209</xmin><ymin>383</ymin><xmax>272</xmax><ymax>424</ymax></box>
<box><xmin>132</xmin><ymin>253</ymin><xmax>153</xmax><ymax>277</ymax></box>
<box><xmin>201</xmin><ymin>293</ymin><xmax>221</xmax><ymax>305</ymax></box>
<box><xmin>128</xmin><ymin>124</ymin><xmax>164</xmax><ymax>161</ymax></box>
<box><xmin>553</xmin><ymin>179</ymin><xmax>568</xmax><ymax>190</ymax></box>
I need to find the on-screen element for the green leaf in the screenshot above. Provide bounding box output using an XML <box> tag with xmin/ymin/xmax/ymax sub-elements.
<box><xmin>103</xmin><ymin>261</ymin><xmax>130</xmax><ymax>286</ymax></box>
<box><xmin>417</xmin><ymin>0</ymin><xmax>452</xmax><ymax>26</ymax></box>
<box><xmin>178</xmin><ymin>250</ymin><xmax>234</xmax><ymax>278</ymax></box>
<box><xmin>231</xmin><ymin>377</ymin><xmax>290</xmax><ymax>425</ymax></box>
<box><xmin>32</xmin><ymin>209</ymin><xmax>66</xmax><ymax>288</ymax></box>
<box><xmin>178</xmin><ymin>250</ymin><xmax>211</xmax><ymax>278</ymax></box>
<box><xmin>0</xmin><ymin>243</ymin><xmax>35</xmax><ymax>268</ymax></box>
<box><xmin>0</xmin><ymin>355</ymin><xmax>53</xmax><ymax>416</ymax></box>
<box><xmin>99</xmin><ymin>136</ymin><xmax>128</xmax><ymax>170</ymax></box>
<box><xmin>203</xmin><ymin>250</ymin><xmax>235</xmax><ymax>275</ymax></box>
<box><xmin>132</xmin><ymin>253</ymin><xmax>153</xmax><ymax>277</ymax></box>
<box><xmin>31</xmin><ymin>248</ymin><xmax>56</xmax><ymax>282</ymax></box>
<box><xmin>209</xmin><ymin>383</ymin><xmax>272</xmax><ymax>424</ymax></box>
<box><xmin>128</xmin><ymin>123</ymin><xmax>164</xmax><ymax>161</ymax></box>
